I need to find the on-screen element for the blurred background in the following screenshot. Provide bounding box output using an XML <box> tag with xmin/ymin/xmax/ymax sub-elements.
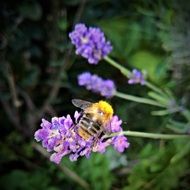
<box><xmin>0</xmin><ymin>0</ymin><xmax>190</xmax><ymax>189</ymax></box>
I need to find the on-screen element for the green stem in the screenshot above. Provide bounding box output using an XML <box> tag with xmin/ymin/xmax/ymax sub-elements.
<box><xmin>115</xmin><ymin>91</ymin><xmax>166</xmax><ymax>108</ymax></box>
<box><xmin>181</xmin><ymin>108</ymin><xmax>190</xmax><ymax>122</ymax></box>
<box><xmin>145</xmin><ymin>81</ymin><xmax>166</xmax><ymax>96</ymax></box>
<box><xmin>105</xmin><ymin>56</ymin><xmax>166</xmax><ymax>96</ymax></box>
<box><xmin>104</xmin><ymin>56</ymin><xmax>131</xmax><ymax>77</ymax></box>
<box><xmin>107</xmin><ymin>131</ymin><xmax>190</xmax><ymax>140</ymax></box>
<box><xmin>170</xmin><ymin>141</ymin><xmax>190</xmax><ymax>163</ymax></box>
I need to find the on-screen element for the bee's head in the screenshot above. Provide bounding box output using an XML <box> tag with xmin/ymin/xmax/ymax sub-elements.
<box><xmin>94</xmin><ymin>100</ymin><xmax>113</xmax><ymax>121</ymax></box>
<box><xmin>84</xmin><ymin>100</ymin><xmax>114</xmax><ymax>124</ymax></box>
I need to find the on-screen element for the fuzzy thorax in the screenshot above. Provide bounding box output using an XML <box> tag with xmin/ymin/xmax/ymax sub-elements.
<box><xmin>97</xmin><ymin>101</ymin><xmax>113</xmax><ymax>116</ymax></box>
<box><xmin>84</xmin><ymin>100</ymin><xmax>114</xmax><ymax>124</ymax></box>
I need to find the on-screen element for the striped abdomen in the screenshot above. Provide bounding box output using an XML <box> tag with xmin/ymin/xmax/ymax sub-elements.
<box><xmin>77</xmin><ymin>113</ymin><xmax>102</xmax><ymax>140</ymax></box>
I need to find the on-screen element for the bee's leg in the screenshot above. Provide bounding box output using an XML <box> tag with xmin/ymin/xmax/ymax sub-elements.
<box><xmin>69</xmin><ymin>125</ymin><xmax>75</xmax><ymax>131</ymax></box>
<box><xmin>92</xmin><ymin>131</ymin><xmax>104</xmax><ymax>146</ymax></box>
<box><xmin>74</xmin><ymin>111</ymin><xmax>83</xmax><ymax>124</ymax></box>
<box><xmin>93</xmin><ymin>137</ymin><xmax>99</xmax><ymax>146</ymax></box>
<box><xmin>69</xmin><ymin>111</ymin><xmax>83</xmax><ymax>131</ymax></box>
<box><xmin>77</xmin><ymin>147</ymin><xmax>86</xmax><ymax>155</ymax></box>
<box><xmin>68</xmin><ymin>123</ymin><xmax>79</xmax><ymax>133</ymax></box>
<box><xmin>100</xmin><ymin>131</ymin><xmax>112</xmax><ymax>143</ymax></box>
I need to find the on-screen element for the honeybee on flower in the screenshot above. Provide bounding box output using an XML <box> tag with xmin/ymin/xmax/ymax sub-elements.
<box><xmin>34</xmin><ymin>99</ymin><xmax>129</xmax><ymax>164</ymax></box>
<box><xmin>72</xmin><ymin>99</ymin><xmax>114</xmax><ymax>140</ymax></box>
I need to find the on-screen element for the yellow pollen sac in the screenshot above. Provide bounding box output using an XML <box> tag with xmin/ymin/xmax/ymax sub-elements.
<box><xmin>97</xmin><ymin>100</ymin><xmax>113</xmax><ymax>116</ymax></box>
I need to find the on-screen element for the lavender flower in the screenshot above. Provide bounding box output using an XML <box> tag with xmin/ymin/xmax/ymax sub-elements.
<box><xmin>128</xmin><ymin>69</ymin><xmax>145</xmax><ymax>85</ymax></box>
<box><xmin>78</xmin><ymin>72</ymin><xmax>116</xmax><ymax>98</ymax></box>
<box><xmin>34</xmin><ymin>111</ymin><xmax>129</xmax><ymax>164</ymax></box>
<box><xmin>106</xmin><ymin>115</ymin><xmax>122</xmax><ymax>132</ymax></box>
<box><xmin>112</xmin><ymin>136</ymin><xmax>130</xmax><ymax>152</ymax></box>
<box><xmin>69</xmin><ymin>23</ymin><xmax>112</xmax><ymax>64</ymax></box>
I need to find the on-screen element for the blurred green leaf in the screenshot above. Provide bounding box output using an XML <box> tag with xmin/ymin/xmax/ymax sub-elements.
<box><xmin>129</xmin><ymin>50</ymin><xmax>167</xmax><ymax>83</ymax></box>
<box><xmin>125</xmin><ymin>142</ymin><xmax>188</xmax><ymax>190</ymax></box>
<box><xmin>98</xmin><ymin>19</ymin><xmax>141</xmax><ymax>59</ymax></box>
<box><xmin>0</xmin><ymin>170</ymin><xmax>59</xmax><ymax>190</ymax></box>
<box><xmin>1</xmin><ymin>1</ymin><xmax>190</xmax><ymax>190</ymax></box>
<box><xmin>57</xmin><ymin>19</ymin><xmax>67</xmax><ymax>31</ymax></box>
<box><xmin>79</xmin><ymin>153</ymin><xmax>113</xmax><ymax>190</ymax></box>
<box><xmin>148</xmin><ymin>91</ymin><xmax>169</xmax><ymax>106</ymax></box>
<box><xmin>20</xmin><ymin>65</ymin><xmax>40</xmax><ymax>87</ymax></box>
<box><xmin>166</xmin><ymin>120</ymin><xmax>190</xmax><ymax>133</ymax></box>
<box><xmin>19</xmin><ymin>2</ymin><xmax>42</xmax><ymax>21</ymax></box>
<box><xmin>151</xmin><ymin>109</ymin><xmax>174</xmax><ymax>116</ymax></box>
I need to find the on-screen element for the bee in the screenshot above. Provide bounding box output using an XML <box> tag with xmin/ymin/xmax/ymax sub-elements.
<box><xmin>72</xmin><ymin>99</ymin><xmax>113</xmax><ymax>140</ymax></box>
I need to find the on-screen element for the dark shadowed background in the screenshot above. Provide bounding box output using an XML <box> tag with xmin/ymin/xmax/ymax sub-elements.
<box><xmin>0</xmin><ymin>0</ymin><xmax>190</xmax><ymax>189</ymax></box>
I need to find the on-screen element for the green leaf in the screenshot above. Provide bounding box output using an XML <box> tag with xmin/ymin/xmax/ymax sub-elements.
<box><xmin>0</xmin><ymin>170</ymin><xmax>59</xmax><ymax>190</ymax></box>
<box><xmin>129</xmin><ymin>50</ymin><xmax>167</xmax><ymax>84</ymax></box>
<box><xmin>124</xmin><ymin>142</ymin><xmax>188</xmax><ymax>190</ymax></box>
<box><xmin>79</xmin><ymin>153</ymin><xmax>113</xmax><ymax>190</ymax></box>
<box><xmin>57</xmin><ymin>19</ymin><xmax>67</xmax><ymax>31</ymax></box>
<box><xmin>166</xmin><ymin>120</ymin><xmax>190</xmax><ymax>133</ymax></box>
<box><xmin>148</xmin><ymin>91</ymin><xmax>169</xmax><ymax>106</ymax></box>
<box><xmin>19</xmin><ymin>2</ymin><xmax>42</xmax><ymax>21</ymax></box>
<box><xmin>97</xmin><ymin>19</ymin><xmax>141</xmax><ymax>59</ymax></box>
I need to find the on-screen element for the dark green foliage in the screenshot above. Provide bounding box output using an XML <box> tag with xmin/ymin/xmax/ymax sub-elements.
<box><xmin>0</xmin><ymin>170</ymin><xmax>59</xmax><ymax>190</ymax></box>
<box><xmin>0</xmin><ymin>0</ymin><xmax>190</xmax><ymax>190</ymax></box>
<box><xmin>79</xmin><ymin>153</ymin><xmax>113</xmax><ymax>190</ymax></box>
<box><xmin>125</xmin><ymin>141</ymin><xmax>189</xmax><ymax>190</ymax></box>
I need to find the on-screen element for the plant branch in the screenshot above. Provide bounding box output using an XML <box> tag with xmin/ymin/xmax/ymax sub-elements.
<box><xmin>106</xmin><ymin>131</ymin><xmax>190</xmax><ymax>140</ymax></box>
<box><xmin>105</xmin><ymin>56</ymin><xmax>167</xmax><ymax>96</ymax></box>
<box><xmin>104</xmin><ymin>56</ymin><xmax>131</xmax><ymax>77</ymax></box>
<box><xmin>115</xmin><ymin>91</ymin><xmax>166</xmax><ymax>108</ymax></box>
<box><xmin>5</xmin><ymin>64</ymin><xmax>22</xmax><ymax>108</ymax></box>
<box><xmin>32</xmin><ymin>142</ymin><xmax>90</xmax><ymax>190</ymax></box>
<box><xmin>145</xmin><ymin>81</ymin><xmax>166</xmax><ymax>96</ymax></box>
<box><xmin>37</xmin><ymin>0</ymin><xmax>87</xmax><ymax>119</ymax></box>
<box><xmin>0</xmin><ymin>98</ymin><xmax>22</xmax><ymax>131</ymax></box>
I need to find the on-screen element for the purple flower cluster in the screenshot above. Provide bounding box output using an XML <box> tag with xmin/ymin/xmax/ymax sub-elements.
<box><xmin>34</xmin><ymin>113</ymin><xmax>129</xmax><ymax>164</ymax></box>
<box><xmin>78</xmin><ymin>72</ymin><xmax>116</xmax><ymax>98</ymax></box>
<box><xmin>69</xmin><ymin>23</ymin><xmax>112</xmax><ymax>64</ymax></box>
<box><xmin>128</xmin><ymin>69</ymin><xmax>145</xmax><ymax>85</ymax></box>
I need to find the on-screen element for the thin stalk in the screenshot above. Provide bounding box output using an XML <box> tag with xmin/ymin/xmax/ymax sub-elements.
<box><xmin>170</xmin><ymin>141</ymin><xmax>190</xmax><ymax>163</ymax></box>
<box><xmin>105</xmin><ymin>56</ymin><xmax>166</xmax><ymax>96</ymax></box>
<box><xmin>106</xmin><ymin>131</ymin><xmax>190</xmax><ymax>140</ymax></box>
<box><xmin>145</xmin><ymin>81</ymin><xmax>166</xmax><ymax>96</ymax></box>
<box><xmin>115</xmin><ymin>91</ymin><xmax>166</xmax><ymax>108</ymax></box>
<box><xmin>104</xmin><ymin>56</ymin><xmax>131</xmax><ymax>77</ymax></box>
<box><xmin>33</xmin><ymin>142</ymin><xmax>90</xmax><ymax>189</ymax></box>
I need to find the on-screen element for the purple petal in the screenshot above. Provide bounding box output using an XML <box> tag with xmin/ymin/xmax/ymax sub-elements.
<box><xmin>112</xmin><ymin>136</ymin><xmax>130</xmax><ymax>152</ymax></box>
<box><xmin>69</xmin><ymin>23</ymin><xmax>112</xmax><ymax>64</ymax></box>
<box><xmin>51</xmin><ymin>117</ymin><xmax>60</xmax><ymax>129</ymax></box>
<box><xmin>69</xmin><ymin>153</ymin><xmax>79</xmax><ymax>161</ymax></box>
<box><xmin>74</xmin><ymin>111</ymin><xmax>81</xmax><ymax>123</ymax></box>
<box><xmin>41</xmin><ymin>118</ymin><xmax>52</xmax><ymax>129</ymax></box>
<box><xmin>128</xmin><ymin>69</ymin><xmax>146</xmax><ymax>85</ymax></box>
<box><xmin>64</xmin><ymin>115</ymin><xmax>73</xmax><ymax>129</ymax></box>
<box><xmin>34</xmin><ymin>129</ymin><xmax>49</xmax><ymax>142</ymax></box>
<box><xmin>34</xmin><ymin>109</ymin><xmax>129</xmax><ymax>163</ymax></box>
<box><xmin>78</xmin><ymin>72</ymin><xmax>116</xmax><ymax>98</ymax></box>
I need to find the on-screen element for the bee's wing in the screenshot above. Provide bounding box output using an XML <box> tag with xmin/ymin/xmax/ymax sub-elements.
<box><xmin>72</xmin><ymin>99</ymin><xmax>93</xmax><ymax>110</ymax></box>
